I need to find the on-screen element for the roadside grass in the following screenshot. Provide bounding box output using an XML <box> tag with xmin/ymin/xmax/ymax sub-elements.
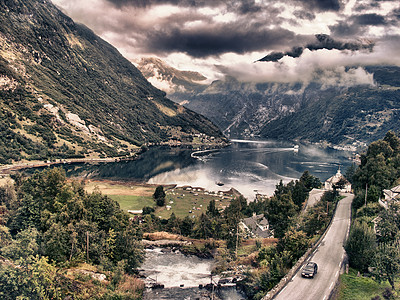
<box><xmin>108</xmin><ymin>195</ymin><xmax>154</xmax><ymax>211</ymax></box>
<box><xmin>337</xmin><ymin>268</ymin><xmax>397</xmax><ymax>300</ymax></box>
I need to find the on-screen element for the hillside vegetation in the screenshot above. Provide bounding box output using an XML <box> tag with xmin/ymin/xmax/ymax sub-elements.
<box><xmin>0</xmin><ymin>168</ymin><xmax>145</xmax><ymax>299</ymax></box>
<box><xmin>0</xmin><ymin>0</ymin><xmax>225</xmax><ymax>164</ymax></box>
<box><xmin>339</xmin><ymin>131</ymin><xmax>400</xmax><ymax>298</ymax></box>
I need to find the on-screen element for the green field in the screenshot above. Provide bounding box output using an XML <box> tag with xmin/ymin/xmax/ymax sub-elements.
<box><xmin>108</xmin><ymin>195</ymin><xmax>154</xmax><ymax>211</ymax></box>
<box><xmin>156</xmin><ymin>188</ymin><xmax>232</xmax><ymax>219</ymax></box>
<box><xmin>84</xmin><ymin>181</ymin><xmax>234</xmax><ymax>219</ymax></box>
<box><xmin>337</xmin><ymin>269</ymin><xmax>397</xmax><ymax>300</ymax></box>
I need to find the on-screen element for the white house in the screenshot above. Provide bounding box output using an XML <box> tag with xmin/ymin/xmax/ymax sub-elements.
<box><xmin>380</xmin><ymin>184</ymin><xmax>400</xmax><ymax>209</ymax></box>
<box><xmin>324</xmin><ymin>168</ymin><xmax>351</xmax><ymax>193</ymax></box>
<box><xmin>240</xmin><ymin>213</ymin><xmax>273</xmax><ymax>238</ymax></box>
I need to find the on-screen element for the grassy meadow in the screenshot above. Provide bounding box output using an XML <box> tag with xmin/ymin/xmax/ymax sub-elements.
<box><xmin>83</xmin><ymin>180</ymin><xmax>233</xmax><ymax>219</ymax></box>
<box><xmin>337</xmin><ymin>268</ymin><xmax>398</xmax><ymax>300</ymax></box>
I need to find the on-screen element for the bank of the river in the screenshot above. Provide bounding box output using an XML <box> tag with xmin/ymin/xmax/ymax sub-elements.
<box><xmin>0</xmin><ymin>138</ymin><xmax>230</xmax><ymax>174</ymax></box>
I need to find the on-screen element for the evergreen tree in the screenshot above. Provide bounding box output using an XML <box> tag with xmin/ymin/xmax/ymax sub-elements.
<box><xmin>153</xmin><ymin>185</ymin><xmax>166</xmax><ymax>206</ymax></box>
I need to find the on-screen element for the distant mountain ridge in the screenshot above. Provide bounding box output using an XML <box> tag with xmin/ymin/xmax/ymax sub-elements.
<box><xmin>0</xmin><ymin>0</ymin><xmax>225</xmax><ymax>164</ymax></box>
<box><xmin>137</xmin><ymin>57</ymin><xmax>400</xmax><ymax>148</ymax></box>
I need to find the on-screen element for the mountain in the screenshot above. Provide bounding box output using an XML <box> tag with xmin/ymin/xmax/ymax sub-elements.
<box><xmin>259</xmin><ymin>66</ymin><xmax>400</xmax><ymax>147</ymax></box>
<box><xmin>137</xmin><ymin>58</ymin><xmax>400</xmax><ymax>148</ymax></box>
<box><xmin>0</xmin><ymin>0</ymin><xmax>225</xmax><ymax>164</ymax></box>
<box><xmin>135</xmin><ymin>57</ymin><xmax>208</xmax><ymax>100</ymax></box>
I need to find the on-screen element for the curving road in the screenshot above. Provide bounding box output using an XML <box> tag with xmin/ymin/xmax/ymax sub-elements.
<box><xmin>274</xmin><ymin>193</ymin><xmax>353</xmax><ymax>300</ymax></box>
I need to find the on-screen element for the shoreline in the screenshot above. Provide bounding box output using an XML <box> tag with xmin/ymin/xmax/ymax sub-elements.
<box><xmin>0</xmin><ymin>141</ymin><xmax>230</xmax><ymax>175</ymax></box>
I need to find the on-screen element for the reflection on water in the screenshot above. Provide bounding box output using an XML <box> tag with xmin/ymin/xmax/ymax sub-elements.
<box><xmin>28</xmin><ymin>140</ymin><xmax>353</xmax><ymax>200</ymax></box>
<box><xmin>147</xmin><ymin>140</ymin><xmax>352</xmax><ymax>199</ymax></box>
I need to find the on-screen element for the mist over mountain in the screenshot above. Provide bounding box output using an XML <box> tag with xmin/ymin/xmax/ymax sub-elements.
<box><xmin>0</xmin><ymin>0</ymin><xmax>225</xmax><ymax>164</ymax></box>
<box><xmin>137</xmin><ymin>58</ymin><xmax>400</xmax><ymax>148</ymax></box>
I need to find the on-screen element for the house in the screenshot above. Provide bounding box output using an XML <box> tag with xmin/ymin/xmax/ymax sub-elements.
<box><xmin>324</xmin><ymin>168</ymin><xmax>351</xmax><ymax>193</ymax></box>
<box><xmin>379</xmin><ymin>184</ymin><xmax>400</xmax><ymax>209</ymax></box>
<box><xmin>240</xmin><ymin>213</ymin><xmax>273</xmax><ymax>238</ymax></box>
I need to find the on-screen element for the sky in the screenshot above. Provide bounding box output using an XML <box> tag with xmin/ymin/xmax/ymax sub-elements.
<box><xmin>52</xmin><ymin>0</ymin><xmax>400</xmax><ymax>86</ymax></box>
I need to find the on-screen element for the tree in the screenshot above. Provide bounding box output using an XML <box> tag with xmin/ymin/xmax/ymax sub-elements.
<box><xmin>376</xmin><ymin>203</ymin><xmax>400</xmax><ymax>244</ymax></box>
<box><xmin>383</xmin><ymin>131</ymin><xmax>400</xmax><ymax>154</ymax></box>
<box><xmin>153</xmin><ymin>185</ymin><xmax>166</xmax><ymax>206</ymax></box>
<box><xmin>372</xmin><ymin>239</ymin><xmax>400</xmax><ymax>290</ymax></box>
<box><xmin>206</xmin><ymin>199</ymin><xmax>220</xmax><ymax>217</ymax></box>
<box><xmin>115</xmin><ymin>223</ymin><xmax>144</xmax><ymax>274</ymax></box>
<box><xmin>292</xmin><ymin>180</ymin><xmax>308</xmax><ymax>210</ymax></box>
<box><xmin>278</xmin><ymin>228</ymin><xmax>310</xmax><ymax>261</ymax></box>
<box><xmin>166</xmin><ymin>213</ymin><xmax>181</xmax><ymax>234</ymax></box>
<box><xmin>0</xmin><ymin>256</ymin><xmax>62</xmax><ymax>300</ymax></box>
<box><xmin>344</xmin><ymin>221</ymin><xmax>376</xmax><ymax>272</ymax></box>
<box><xmin>300</xmin><ymin>171</ymin><xmax>321</xmax><ymax>191</ymax></box>
<box><xmin>224</xmin><ymin>196</ymin><xmax>247</xmax><ymax>251</ymax></box>
<box><xmin>1</xmin><ymin>227</ymin><xmax>39</xmax><ymax>262</ymax></box>
<box><xmin>180</xmin><ymin>216</ymin><xmax>193</xmax><ymax>236</ymax></box>
<box><xmin>42</xmin><ymin>222</ymin><xmax>70</xmax><ymax>263</ymax></box>
<box><xmin>265</xmin><ymin>194</ymin><xmax>297</xmax><ymax>238</ymax></box>
<box><xmin>193</xmin><ymin>213</ymin><xmax>213</xmax><ymax>239</ymax></box>
<box><xmin>345</xmin><ymin>163</ymin><xmax>357</xmax><ymax>184</ymax></box>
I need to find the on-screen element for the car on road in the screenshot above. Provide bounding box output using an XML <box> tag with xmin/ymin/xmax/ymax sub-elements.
<box><xmin>301</xmin><ymin>262</ymin><xmax>318</xmax><ymax>278</ymax></box>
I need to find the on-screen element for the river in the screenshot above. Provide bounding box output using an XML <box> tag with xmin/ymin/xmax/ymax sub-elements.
<box><xmin>57</xmin><ymin>139</ymin><xmax>353</xmax><ymax>200</ymax></box>
<box><xmin>140</xmin><ymin>248</ymin><xmax>246</xmax><ymax>300</ymax></box>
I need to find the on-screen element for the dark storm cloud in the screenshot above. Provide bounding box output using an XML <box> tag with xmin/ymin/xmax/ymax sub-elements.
<box><xmin>330</xmin><ymin>13</ymin><xmax>389</xmax><ymax>37</ymax></box>
<box><xmin>236</xmin><ymin>0</ymin><xmax>263</xmax><ymax>15</ymax></box>
<box><xmin>105</xmin><ymin>0</ymin><xmax>231</xmax><ymax>8</ymax></box>
<box><xmin>354</xmin><ymin>13</ymin><xmax>386</xmax><ymax>25</ymax></box>
<box><xmin>145</xmin><ymin>24</ymin><xmax>301</xmax><ymax>57</ymax></box>
<box><xmin>329</xmin><ymin>21</ymin><xmax>365</xmax><ymax>37</ymax></box>
<box><xmin>258</xmin><ymin>34</ymin><xmax>374</xmax><ymax>62</ymax></box>
<box><xmin>293</xmin><ymin>0</ymin><xmax>341</xmax><ymax>12</ymax></box>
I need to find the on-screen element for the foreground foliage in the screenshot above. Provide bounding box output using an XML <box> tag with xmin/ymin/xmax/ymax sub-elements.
<box><xmin>0</xmin><ymin>168</ymin><xmax>144</xmax><ymax>299</ymax></box>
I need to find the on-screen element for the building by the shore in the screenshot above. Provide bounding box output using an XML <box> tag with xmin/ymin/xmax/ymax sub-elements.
<box><xmin>324</xmin><ymin>168</ymin><xmax>351</xmax><ymax>193</ymax></box>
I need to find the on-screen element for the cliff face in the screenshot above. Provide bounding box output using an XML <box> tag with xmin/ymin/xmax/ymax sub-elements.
<box><xmin>0</xmin><ymin>0</ymin><xmax>225</xmax><ymax>163</ymax></box>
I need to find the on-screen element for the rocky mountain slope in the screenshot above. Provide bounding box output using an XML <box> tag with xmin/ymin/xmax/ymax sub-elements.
<box><xmin>0</xmin><ymin>0</ymin><xmax>225</xmax><ymax>164</ymax></box>
<box><xmin>137</xmin><ymin>58</ymin><xmax>400</xmax><ymax>148</ymax></box>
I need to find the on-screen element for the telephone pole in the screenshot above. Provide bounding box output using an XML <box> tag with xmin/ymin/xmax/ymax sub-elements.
<box><xmin>86</xmin><ymin>231</ymin><xmax>89</xmax><ymax>262</ymax></box>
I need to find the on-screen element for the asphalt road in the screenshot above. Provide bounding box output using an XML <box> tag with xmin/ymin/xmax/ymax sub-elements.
<box><xmin>274</xmin><ymin>193</ymin><xmax>354</xmax><ymax>300</ymax></box>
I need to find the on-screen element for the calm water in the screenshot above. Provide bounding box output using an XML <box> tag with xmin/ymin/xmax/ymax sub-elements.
<box><xmin>56</xmin><ymin>139</ymin><xmax>353</xmax><ymax>200</ymax></box>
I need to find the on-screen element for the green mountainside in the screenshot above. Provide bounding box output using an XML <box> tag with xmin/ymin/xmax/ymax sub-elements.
<box><xmin>0</xmin><ymin>0</ymin><xmax>225</xmax><ymax>164</ymax></box>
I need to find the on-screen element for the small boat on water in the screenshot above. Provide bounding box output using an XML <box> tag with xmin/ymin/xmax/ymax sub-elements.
<box><xmin>293</xmin><ymin>145</ymin><xmax>299</xmax><ymax>152</ymax></box>
<box><xmin>216</xmin><ymin>182</ymin><xmax>224</xmax><ymax>186</ymax></box>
